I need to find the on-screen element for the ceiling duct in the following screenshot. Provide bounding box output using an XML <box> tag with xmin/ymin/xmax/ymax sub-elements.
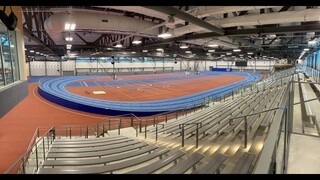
<box><xmin>44</xmin><ymin>11</ymin><xmax>159</xmax><ymax>44</ymax></box>
<box><xmin>174</xmin><ymin>8</ymin><xmax>320</xmax><ymax>36</ymax></box>
<box><xmin>143</xmin><ymin>6</ymin><xmax>225</xmax><ymax>36</ymax></box>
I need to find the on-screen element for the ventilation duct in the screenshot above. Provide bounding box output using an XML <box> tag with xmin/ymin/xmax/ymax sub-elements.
<box><xmin>174</xmin><ymin>8</ymin><xmax>320</xmax><ymax>36</ymax></box>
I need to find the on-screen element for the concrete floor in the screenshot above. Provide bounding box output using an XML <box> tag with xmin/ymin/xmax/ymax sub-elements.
<box><xmin>287</xmin><ymin>74</ymin><xmax>320</xmax><ymax>174</ymax></box>
<box><xmin>287</xmin><ymin>133</ymin><xmax>320</xmax><ymax>174</ymax></box>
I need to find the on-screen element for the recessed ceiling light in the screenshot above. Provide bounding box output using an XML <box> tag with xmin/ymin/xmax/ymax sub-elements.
<box><xmin>208</xmin><ymin>49</ymin><xmax>215</xmax><ymax>52</ymax></box>
<box><xmin>233</xmin><ymin>49</ymin><xmax>241</xmax><ymax>52</ymax></box>
<box><xmin>142</xmin><ymin>50</ymin><xmax>148</xmax><ymax>52</ymax></box>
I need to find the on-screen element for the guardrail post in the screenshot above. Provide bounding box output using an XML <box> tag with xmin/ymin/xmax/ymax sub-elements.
<box><xmin>232</xmin><ymin>91</ymin><xmax>234</xmax><ymax>100</ymax></box>
<box><xmin>21</xmin><ymin>156</ymin><xmax>26</xmax><ymax>174</ymax></box>
<box><xmin>118</xmin><ymin>119</ymin><xmax>122</xmax><ymax>135</ymax></box>
<box><xmin>153</xmin><ymin>116</ymin><xmax>156</xmax><ymax>127</ymax></box>
<box><xmin>52</xmin><ymin>127</ymin><xmax>56</xmax><ymax>141</ymax></box>
<box><xmin>46</xmin><ymin>134</ymin><xmax>49</xmax><ymax>149</ymax></box>
<box><xmin>196</xmin><ymin>123</ymin><xmax>199</xmax><ymax>149</ymax></box>
<box><xmin>69</xmin><ymin>127</ymin><xmax>72</xmax><ymax>139</ymax></box>
<box><xmin>181</xmin><ymin>124</ymin><xmax>185</xmax><ymax>147</ymax></box>
<box><xmin>136</xmin><ymin>124</ymin><xmax>138</xmax><ymax>137</ymax></box>
<box><xmin>139</xmin><ymin>120</ymin><xmax>142</xmax><ymax>133</ymax></box>
<box><xmin>42</xmin><ymin>138</ymin><xmax>45</xmax><ymax>160</ymax></box>
<box><xmin>156</xmin><ymin>123</ymin><xmax>158</xmax><ymax>142</ymax></box>
<box><xmin>86</xmin><ymin>126</ymin><xmax>88</xmax><ymax>138</ymax></box>
<box><xmin>96</xmin><ymin>124</ymin><xmax>99</xmax><ymax>137</ymax></box>
<box><xmin>37</xmin><ymin>128</ymin><xmax>40</xmax><ymax>138</ymax></box>
<box><xmin>244</xmin><ymin>116</ymin><xmax>248</xmax><ymax>148</ymax></box>
<box><xmin>35</xmin><ymin>143</ymin><xmax>39</xmax><ymax>171</ymax></box>
<box><xmin>145</xmin><ymin>123</ymin><xmax>147</xmax><ymax>139</ymax></box>
<box><xmin>165</xmin><ymin>114</ymin><xmax>168</xmax><ymax>123</ymax></box>
<box><xmin>102</xmin><ymin>124</ymin><xmax>105</xmax><ymax>137</ymax></box>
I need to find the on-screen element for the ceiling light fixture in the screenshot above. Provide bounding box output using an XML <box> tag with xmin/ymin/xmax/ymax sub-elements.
<box><xmin>180</xmin><ymin>45</ymin><xmax>188</xmax><ymax>49</ymax></box>
<box><xmin>65</xmin><ymin>23</ymin><xmax>76</xmax><ymax>31</ymax></box>
<box><xmin>233</xmin><ymin>49</ymin><xmax>241</xmax><ymax>52</ymax></box>
<box><xmin>208</xmin><ymin>44</ymin><xmax>218</xmax><ymax>47</ymax></box>
<box><xmin>158</xmin><ymin>33</ymin><xmax>172</xmax><ymax>38</ymax></box>
<box><xmin>65</xmin><ymin>37</ymin><xmax>73</xmax><ymax>41</ymax></box>
<box><xmin>132</xmin><ymin>40</ymin><xmax>142</xmax><ymax>44</ymax></box>
<box><xmin>66</xmin><ymin>44</ymin><xmax>72</xmax><ymax>49</ymax></box>
<box><xmin>208</xmin><ymin>49</ymin><xmax>215</xmax><ymax>52</ymax></box>
<box><xmin>115</xmin><ymin>44</ymin><xmax>123</xmax><ymax>48</ymax></box>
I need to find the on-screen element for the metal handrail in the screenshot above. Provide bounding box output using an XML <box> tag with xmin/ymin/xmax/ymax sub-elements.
<box><xmin>4</xmin><ymin>127</ymin><xmax>55</xmax><ymax>174</ymax></box>
<box><xmin>179</xmin><ymin>122</ymin><xmax>203</xmax><ymax>149</ymax></box>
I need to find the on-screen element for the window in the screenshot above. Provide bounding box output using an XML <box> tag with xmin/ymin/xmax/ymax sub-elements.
<box><xmin>0</xmin><ymin>22</ymin><xmax>20</xmax><ymax>88</ymax></box>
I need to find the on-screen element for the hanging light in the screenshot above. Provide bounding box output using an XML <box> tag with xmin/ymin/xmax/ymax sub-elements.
<box><xmin>132</xmin><ymin>37</ymin><xmax>142</xmax><ymax>44</ymax></box>
<box><xmin>208</xmin><ymin>44</ymin><xmax>218</xmax><ymax>47</ymax></box>
<box><xmin>66</xmin><ymin>44</ymin><xmax>72</xmax><ymax>49</ymax></box>
<box><xmin>115</xmin><ymin>44</ymin><xmax>123</xmax><ymax>48</ymax></box>
<box><xmin>65</xmin><ymin>37</ymin><xmax>73</xmax><ymax>41</ymax></box>
<box><xmin>65</xmin><ymin>23</ymin><xmax>76</xmax><ymax>31</ymax></box>
<box><xmin>158</xmin><ymin>27</ymin><xmax>172</xmax><ymax>38</ymax></box>
<box><xmin>180</xmin><ymin>44</ymin><xmax>188</xmax><ymax>49</ymax></box>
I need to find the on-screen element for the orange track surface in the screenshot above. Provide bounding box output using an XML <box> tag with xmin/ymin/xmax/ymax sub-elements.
<box><xmin>67</xmin><ymin>74</ymin><xmax>245</xmax><ymax>101</ymax></box>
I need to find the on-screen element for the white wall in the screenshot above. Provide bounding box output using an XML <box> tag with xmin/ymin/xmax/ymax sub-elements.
<box><xmin>26</xmin><ymin>62</ymin><xmax>30</xmax><ymax>77</ymax></box>
<box><xmin>30</xmin><ymin>61</ymin><xmax>46</xmax><ymax>76</ymax></box>
<box><xmin>29</xmin><ymin>60</ymin><xmax>76</xmax><ymax>76</ymax></box>
<box><xmin>29</xmin><ymin>59</ymin><xmax>275</xmax><ymax>76</ymax></box>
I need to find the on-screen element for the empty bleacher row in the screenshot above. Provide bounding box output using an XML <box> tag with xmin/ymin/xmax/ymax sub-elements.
<box><xmin>144</xmin><ymin>69</ymin><xmax>292</xmax><ymax>174</ymax></box>
<box><xmin>37</xmin><ymin>135</ymin><xmax>210</xmax><ymax>174</ymax></box>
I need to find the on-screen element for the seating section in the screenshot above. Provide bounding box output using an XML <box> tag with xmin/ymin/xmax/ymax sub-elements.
<box><xmin>26</xmin><ymin>68</ymin><xmax>297</xmax><ymax>174</ymax></box>
<box><xmin>37</xmin><ymin>135</ymin><xmax>206</xmax><ymax>174</ymax></box>
<box><xmin>300</xmin><ymin>81</ymin><xmax>316</xmax><ymax>118</ymax></box>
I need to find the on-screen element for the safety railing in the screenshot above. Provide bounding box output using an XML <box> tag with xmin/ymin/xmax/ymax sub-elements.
<box><xmin>179</xmin><ymin>122</ymin><xmax>203</xmax><ymax>149</ymax></box>
<box><xmin>254</xmin><ymin>71</ymin><xmax>320</xmax><ymax>174</ymax></box>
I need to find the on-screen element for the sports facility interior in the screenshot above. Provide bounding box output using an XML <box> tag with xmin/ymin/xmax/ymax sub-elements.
<box><xmin>0</xmin><ymin>6</ymin><xmax>320</xmax><ymax>174</ymax></box>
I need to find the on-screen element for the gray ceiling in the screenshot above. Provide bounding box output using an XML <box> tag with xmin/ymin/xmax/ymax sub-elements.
<box><xmin>22</xmin><ymin>6</ymin><xmax>320</xmax><ymax>61</ymax></box>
